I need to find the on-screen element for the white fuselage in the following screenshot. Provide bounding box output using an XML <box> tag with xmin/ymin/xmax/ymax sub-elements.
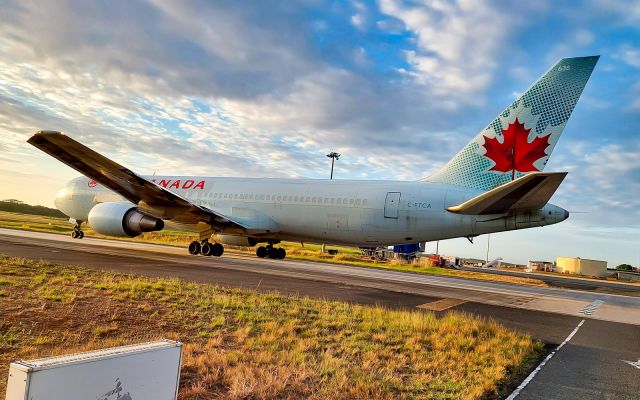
<box><xmin>55</xmin><ymin>176</ymin><xmax>568</xmax><ymax>246</ymax></box>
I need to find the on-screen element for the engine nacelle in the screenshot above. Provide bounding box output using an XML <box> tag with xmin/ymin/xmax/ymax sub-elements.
<box><xmin>217</xmin><ymin>234</ymin><xmax>259</xmax><ymax>247</ymax></box>
<box><xmin>88</xmin><ymin>202</ymin><xmax>164</xmax><ymax>237</ymax></box>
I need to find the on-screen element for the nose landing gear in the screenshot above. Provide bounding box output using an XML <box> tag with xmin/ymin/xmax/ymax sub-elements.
<box><xmin>71</xmin><ymin>222</ymin><xmax>84</xmax><ymax>239</ymax></box>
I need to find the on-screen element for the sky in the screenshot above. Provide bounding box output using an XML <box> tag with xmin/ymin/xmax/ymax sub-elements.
<box><xmin>0</xmin><ymin>0</ymin><xmax>639</xmax><ymax>267</ymax></box>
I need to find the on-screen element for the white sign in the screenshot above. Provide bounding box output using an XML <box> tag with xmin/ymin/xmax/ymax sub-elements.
<box><xmin>5</xmin><ymin>340</ymin><xmax>182</xmax><ymax>400</ymax></box>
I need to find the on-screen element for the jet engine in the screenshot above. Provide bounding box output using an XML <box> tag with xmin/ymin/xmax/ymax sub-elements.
<box><xmin>88</xmin><ymin>202</ymin><xmax>164</xmax><ymax>237</ymax></box>
<box><xmin>217</xmin><ymin>234</ymin><xmax>259</xmax><ymax>247</ymax></box>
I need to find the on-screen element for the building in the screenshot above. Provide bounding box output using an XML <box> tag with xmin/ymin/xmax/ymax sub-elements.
<box><xmin>527</xmin><ymin>260</ymin><xmax>554</xmax><ymax>272</ymax></box>
<box><xmin>556</xmin><ymin>257</ymin><xmax>608</xmax><ymax>277</ymax></box>
<box><xmin>616</xmin><ymin>271</ymin><xmax>640</xmax><ymax>282</ymax></box>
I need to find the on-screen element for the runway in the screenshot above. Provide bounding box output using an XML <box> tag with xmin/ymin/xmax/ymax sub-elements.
<box><xmin>460</xmin><ymin>266</ymin><xmax>640</xmax><ymax>297</ymax></box>
<box><xmin>1</xmin><ymin>228</ymin><xmax>639</xmax><ymax>399</ymax></box>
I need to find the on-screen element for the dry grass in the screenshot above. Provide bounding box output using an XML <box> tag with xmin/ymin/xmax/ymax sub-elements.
<box><xmin>0</xmin><ymin>255</ymin><xmax>543</xmax><ymax>399</ymax></box>
<box><xmin>0</xmin><ymin>211</ymin><xmax>546</xmax><ymax>287</ymax></box>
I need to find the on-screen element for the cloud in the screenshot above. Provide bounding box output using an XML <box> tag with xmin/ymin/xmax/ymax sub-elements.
<box><xmin>0</xmin><ymin>0</ymin><xmax>638</xmax><ymax>265</ymax></box>
<box><xmin>549</xmin><ymin>139</ymin><xmax>640</xmax><ymax>229</ymax></box>
<box><xmin>589</xmin><ymin>0</ymin><xmax>640</xmax><ymax>24</ymax></box>
<box><xmin>614</xmin><ymin>44</ymin><xmax>640</xmax><ymax>68</ymax></box>
<box><xmin>378</xmin><ymin>0</ymin><xmax>545</xmax><ymax>102</ymax></box>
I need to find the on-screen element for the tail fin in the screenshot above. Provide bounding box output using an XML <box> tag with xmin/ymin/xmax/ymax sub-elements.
<box><xmin>424</xmin><ymin>55</ymin><xmax>599</xmax><ymax>190</ymax></box>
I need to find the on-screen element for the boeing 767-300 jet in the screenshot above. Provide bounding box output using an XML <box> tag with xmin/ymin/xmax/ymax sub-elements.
<box><xmin>28</xmin><ymin>56</ymin><xmax>598</xmax><ymax>259</ymax></box>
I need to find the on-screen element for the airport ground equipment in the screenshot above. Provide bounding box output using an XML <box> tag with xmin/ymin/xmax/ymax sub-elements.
<box><xmin>4</xmin><ymin>340</ymin><xmax>182</xmax><ymax>400</ymax></box>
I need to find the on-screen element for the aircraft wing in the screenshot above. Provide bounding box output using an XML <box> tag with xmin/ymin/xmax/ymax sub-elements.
<box><xmin>27</xmin><ymin>131</ymin><xmax>248</xmax><ymax>231</ymax></box>
<box><xmin>447</xmin><ymin>172</ymin><xmax>567</xmax><ymax>215</ymax></box>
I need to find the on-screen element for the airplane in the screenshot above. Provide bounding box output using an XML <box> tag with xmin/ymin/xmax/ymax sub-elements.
<box><xmin>28</xmin><ymin>56</ymin><xmax>599</xmax><ymax>260</ymax></box>
<box><xmin>481</xmin><ymin>258</ymin><xmax>504</xmax><ymax>269</ymax></box>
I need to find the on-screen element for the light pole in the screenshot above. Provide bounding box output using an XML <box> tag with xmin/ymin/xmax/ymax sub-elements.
<box><xmin>323</xmin><ymin>152</ymin><xmax>341</xmax><ymax>254</ymax></box>
<box><xmin>486</xmin><ymin>234</ymin><xmax>490</xmax><ymax>263</ymax></box>
<box><xmin>327</xmin><ymin>151</ymin><xmax>340</xmax><ymax>179</ymax></box>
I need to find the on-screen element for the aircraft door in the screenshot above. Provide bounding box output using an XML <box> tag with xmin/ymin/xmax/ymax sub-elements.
<box><xmin>384</xmin><ymin>192</ymin><xmax>401</xmax><ymax>218</ymax></box>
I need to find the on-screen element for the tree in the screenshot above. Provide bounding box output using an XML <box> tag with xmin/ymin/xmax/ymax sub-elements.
<box><xmin>615</xmin><ymin>264</ymin><xmax>634</xmax><ymax>271</ymax></box>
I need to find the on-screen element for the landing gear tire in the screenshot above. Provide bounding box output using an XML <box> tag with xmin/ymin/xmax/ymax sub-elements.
<box><xmin>201</xmin><ymin>242</ymin><xmax>224</xmax><ymax>257</ymax></box>
<box><xmin>212</xmin><ymin>243</ymin><xmax>224</xmax><ymax>257</ymax></box>
<box><xmin>268</xmin><ymin>247</ymin><xmax>278</xmax><ymax>259</ymax></box>
<box><xmin>201</xmin><ymin>242</ymin><xmax>214</xmax><ymax>256</ymax></box>
<box><xmin>264</xmin><ymin>246</ymin><xmax>286</xmax><ymax>259</ymax></box>
<box><xmin>256</xmin><ymin>246</ymin><xmax>268</xmax><ymax>258</ymax></box>
<box><xmin>71</xmin><ymin>221</ymin><xmax>84</xmax><ymax>239</ymax></box>
<box><xmin>188</xmin><ymin>241</ymin><xmax>201</xmax><ymax>255</ymax></box>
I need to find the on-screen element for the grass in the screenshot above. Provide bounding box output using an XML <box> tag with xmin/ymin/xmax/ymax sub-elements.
<box><xmin>0</xmin><ymin>255</ymin><xmax>544</xmax><ymax>399</ymax></box>
<box><xmin>0</xmin><ymin>211</ymin><xmax>547</xmax><ymax>287</ymax></box>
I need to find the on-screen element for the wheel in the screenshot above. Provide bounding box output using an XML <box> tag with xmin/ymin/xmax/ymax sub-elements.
<box><xmin>188</xmin><ymin>241</ymin><xmax>201</xmax><ymax>255</ymax></box>
<box><xmin>212</xmin><ymin>243</ymin><xmax>224</xmax><ymax>257</ymax></box>
<box><xmin>201</xmin><ymin>242</ymin><xmax>214</xmax><ymax>256</ymax></box>
<box><xmin>78</xmin><ymin>231</ymin><xmax>84</xmax><ymax>239</ymax></box>
<box><xmin>276</xmin><ymin>248</ymin><xmax>286</xmax><ymax>259</ymax></box>
<box><xmin>268</xmin><ymin>247</ymin><xmax>278</xmax><ymax>259</ymax></box>
<box><xmin>256</xmin><ymin>246</ymin><xmax>267</xmax><ymax>258</ymax></box>
<box><xmin>71</xmin><ymin>230</ymin><xmax>78</xmax><ymax>239</ymax></box>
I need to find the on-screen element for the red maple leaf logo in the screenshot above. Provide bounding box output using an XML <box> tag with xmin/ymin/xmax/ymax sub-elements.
<box><xmin>482</xmin><ymin>118</ymin><xmax>551</xmax><ymax>173</ymax></box>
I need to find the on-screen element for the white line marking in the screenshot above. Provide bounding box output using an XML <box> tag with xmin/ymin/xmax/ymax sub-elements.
<box><xmin>506</xmin><ymin>319</ymin><xmax>586</xmax><ymax>399</ymax></box>
<box><xmin>623</xmin><ymin>359</ymin><xmax>640</xmax><ymax>369</ymax></box>
<box><xmin>579</xmin><ymin>300</ymin><xmax>604</xmax><ymax>316</ymax></box>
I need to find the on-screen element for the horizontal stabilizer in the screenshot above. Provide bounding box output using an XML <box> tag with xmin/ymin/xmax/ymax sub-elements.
<box><xmin>447</xmin><ymin>172</ymin><xmax>567</xmax><ymax>215</ymax></box>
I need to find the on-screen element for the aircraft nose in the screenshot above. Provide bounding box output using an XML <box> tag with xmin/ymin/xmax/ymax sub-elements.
<box><xmin>54</xmin><ymin>187</ymin><xmax>71</xmax><ymax>214</ymax></box>
<box><xmin>554</xmin><ymin>206</ymin><xmax>569</xmax><ymax>222</ymax></box>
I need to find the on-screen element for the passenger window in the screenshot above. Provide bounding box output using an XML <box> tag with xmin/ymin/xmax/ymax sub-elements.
<box><xmin>349</xmin><ymin>199</ymin><xmax>354</xmax><ymax>205</ymax></box>
<box><xmin>363</xmin><ymin>199</ymin><xmax>367</xmax><ymax>206</ymax></box>
<box><xmin>356</xmin><ymin>199</ymin><xmax>361</xmax><ymax>206</ymax></box>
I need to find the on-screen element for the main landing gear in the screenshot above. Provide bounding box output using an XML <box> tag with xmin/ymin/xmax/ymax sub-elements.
<box><xmin>188</xmin><ymin>240</ymin><xmax>224</xmax><ymax>257</ymax></box>
<box><xmin>256</xmin><ymin>242</ymin><xmax>286</xmax><ymax>259</ymax></box>
<box><xmin>71</xmin><ymin>222</ymin><xmax>84</xmax><ymax>239</ymax></box>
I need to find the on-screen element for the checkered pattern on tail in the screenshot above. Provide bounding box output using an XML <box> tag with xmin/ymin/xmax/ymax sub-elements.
<box><xmin>425</xmin><ymin>56</ymin><xmax>599</xmax><ymax>190</ymax></box>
